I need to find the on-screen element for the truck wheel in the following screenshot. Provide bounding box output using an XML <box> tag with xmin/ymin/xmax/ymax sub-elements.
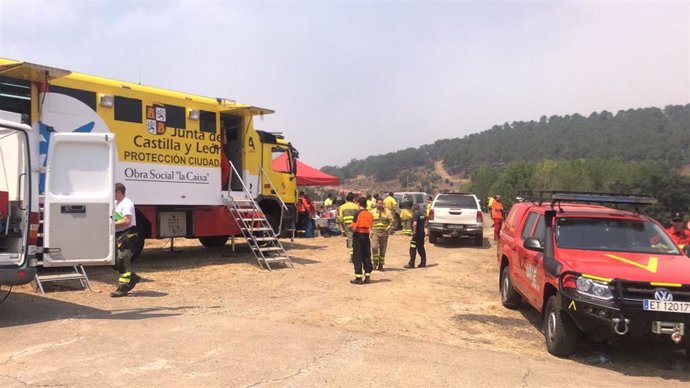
<box><xmin>500</xmin><ymin>266</ymin><xmax>522</xmax><ymax>309</ymax></box>
<box><xmin>474</xmin><ymin>234</ymin><xmax>483</xmax><ymax>247</ymax></box>
<box><xmin>428</xmin><ymin>231</ymin><xmax>439</xmax><ymax>244</ymax></box>
<box><xmin>265</xmin><ymin>212</ymin><xmax>281</xmax><ymax>235</ymax></box>
<box><xmin>199</xmin><ymin>236</ymin><xmax>229</xmax><ymax>248</ymax></box>
<box><xmin>544</xmin><ymin>295</ymin><xmax>578</xmax><ymax>357</ymax></box>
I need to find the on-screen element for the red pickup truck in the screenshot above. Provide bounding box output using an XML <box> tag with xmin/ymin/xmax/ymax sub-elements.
<box><xmin>497</xmin><ymin>191</ymin><xmax>690</xmax><ymax>357</ymax></box>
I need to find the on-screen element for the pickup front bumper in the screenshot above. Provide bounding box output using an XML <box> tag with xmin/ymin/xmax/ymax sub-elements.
<box><xmin>558</xmin><ymin>272</ymin><xmax>690</xmax><ymax>344</ymax></box>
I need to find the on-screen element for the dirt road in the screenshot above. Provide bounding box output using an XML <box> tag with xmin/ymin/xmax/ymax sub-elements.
<box><xmin>1</xmin><ymin>224</ymin><xmax>689</xmax><ymax>387</ymax></box>
<box><xmin>434</xmin><ymin>160</ymin><xmax>466</xmax><ymax>186</ymax></box>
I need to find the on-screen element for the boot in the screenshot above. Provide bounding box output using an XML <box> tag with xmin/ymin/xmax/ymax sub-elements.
<box><xmin>110</xmin><ymin>283</ymin><xmax>130</xmax><ymax>297</ymax></box>
<box><xmin>128</xmin><ymin>273</ymin><xmax>142</xmax><ymax>291</ymax></box>
<box><xmin>350</xmin><ymin>277</ymin><xmax>363</xmax><ymax>285</ymax></box>
<box><xmin>404</xmin><ymin>262</ymin><xmax>415</xmax><ymax>269</ymax></box>
<box><xmin>378</xmin><ymin>264</ymin><xmax>385</xmax><ymax>272</ymax></box>
<box><xmin>418</xmin><ymin>262</ymin><xmax>427</xmax><ymax>268</ymax></box>
<box><xmin>363</xmin><ymin>276</ymin><xmax>371</xmax><ymax>284</ymax></box>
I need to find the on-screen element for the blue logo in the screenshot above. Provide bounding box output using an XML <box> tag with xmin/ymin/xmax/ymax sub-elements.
<box><xmin>38</xmin><ymin>121</ymin><xmax>95</xmax><ymax>193</ymax></box>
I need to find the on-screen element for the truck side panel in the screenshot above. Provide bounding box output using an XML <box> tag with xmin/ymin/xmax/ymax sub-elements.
<box><xmin>39</xmin><ymin>80</ymin><xmax>224</xmax><ymax>206</ymax></box>
<box><xmin>193</xmin><ymin>207</ymin><xmax>241</xmax><ymax>236</ymax></box>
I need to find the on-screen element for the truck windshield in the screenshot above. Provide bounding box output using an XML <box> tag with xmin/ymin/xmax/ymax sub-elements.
<box><xmin>556</xmin><ymin>217</ymin><xmax>680</xmax><ymax>255</ymax></box>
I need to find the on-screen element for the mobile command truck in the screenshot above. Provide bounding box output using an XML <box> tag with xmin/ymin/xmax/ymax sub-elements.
<box><xmin>0</xmin><ymin>59</ymin><xmax>299</xmax><ymax>278</ymax></box>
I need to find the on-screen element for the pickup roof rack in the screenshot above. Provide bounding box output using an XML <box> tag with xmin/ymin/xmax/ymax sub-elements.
<box><xmin>517</xmin><ymin>190</ymin><xmax>657</xmax><ymax>207</ymax></box>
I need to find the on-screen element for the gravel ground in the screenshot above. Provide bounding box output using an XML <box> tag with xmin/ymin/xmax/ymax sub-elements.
<box><xmin>1</xmin><ymin>223</ymin><xmax>689</xmax><ymax>387</ymax></box>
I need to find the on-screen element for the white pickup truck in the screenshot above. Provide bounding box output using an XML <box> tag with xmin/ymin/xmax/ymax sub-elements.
<box><xmin>427</xmin><ymin>193</ymin><xmax>484</xmax><ymax>246</ymax></box>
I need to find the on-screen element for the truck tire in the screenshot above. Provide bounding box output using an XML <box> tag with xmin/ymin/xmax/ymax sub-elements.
<box><xmin>544</xmin><ymin>295</ymin><xmax>578</xmax><ymax>357</ymax></box>
<box><xmin>265</xmin><ymin>212</ymin><xmax>281</xmax><ymax>236</ymax></box>
<box><xmin>474</xmin><ymin>233</ymin><xmax>483</xmax><ymax>247</ymax></box>
<box><xmin>500</xmin><ymin>266</ymin><xmax>522</xmax><ymax>309</ymax></box>
<box><xmin>428</xmin><ymin>231</ymin><xmax>439</xmax><ymax>244</ymax></box>
<box><xmin>198</xmin><ymin>236</ymin><xmax>229</xmax><ymax>248</ymax></box>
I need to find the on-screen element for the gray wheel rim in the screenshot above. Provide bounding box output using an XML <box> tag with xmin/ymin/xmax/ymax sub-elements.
<box><xmin>502</xmin><ymin>274</ymin><xmax>509</xmax><ymax>301</ymax></box>
<box><xmin>548</xmin><ymin>311</ymin><xmax>557</xmax><ymax>342</ymax></box>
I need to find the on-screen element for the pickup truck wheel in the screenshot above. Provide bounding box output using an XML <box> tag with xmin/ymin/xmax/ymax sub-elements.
<box><xmin>544</xmin><ymin>295</ymin><xmax>578</xmax><ymax>357</ymax></box>
<box><xmin>428</xmin><ymin>231</ymin><xmax>439</xmax><ymax>244</ymax></box>
<box><xmin>198</xmin><ymin>236</ymin><xmax>230</xmax><ymax>248</ymax></box>
<box><xmin>474</xmin><ymin>234</ymin><xmax>483</xmax><ymax>247</ymax></box>
<box><xmin>500</xmin><ymin>266</ymin><xmax>522</xmax><ymax>309</ymax></box>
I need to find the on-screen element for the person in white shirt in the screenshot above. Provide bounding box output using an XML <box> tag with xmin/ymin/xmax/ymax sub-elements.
<box><xmin>111</xmin><ymin>183</ymin><xmax>141</xmax><ymax>297</ymax></box>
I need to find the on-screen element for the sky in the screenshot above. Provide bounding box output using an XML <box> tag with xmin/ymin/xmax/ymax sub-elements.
<box><xmin>1</xmin><ymin>0</ymin><xmax>689</xmax><ymax>168</ymax></box>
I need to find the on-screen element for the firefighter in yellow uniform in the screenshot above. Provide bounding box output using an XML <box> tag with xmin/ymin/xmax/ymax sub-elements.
<box><xmin>399</xmin><ymin>195</ymin><xmax>413</xmax><ymax>235</ymax></box>
<box><xmin>370</xmin><ymin>198</ymin><xmax>394</xmax><ymax>271</ymax></box>
<box><xmin>383</xmin><ymin>192</ymin><xmax>398</xmax><ymax>232</ymax></box>
<box><xmin>383</xmin><ymin>192</ymin><xmax>397</xmax><ymax>212</ymax></box>
<box><xmin>338</xmin><ymin>192</ymin><xmax>359</xmax><ymax>261</ymax></box>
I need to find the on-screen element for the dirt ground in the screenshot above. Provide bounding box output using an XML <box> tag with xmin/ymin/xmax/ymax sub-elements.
<box><xmin>1</xmin><ymin>222</ymin><xmax>690</xmax><ymax>387</ymax></box>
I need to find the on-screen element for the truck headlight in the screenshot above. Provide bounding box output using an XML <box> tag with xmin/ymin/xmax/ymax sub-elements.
<box><xmin>575</xmin><ymin>276</ymin><xmax>613</xmax><ymax>300</ymax></box>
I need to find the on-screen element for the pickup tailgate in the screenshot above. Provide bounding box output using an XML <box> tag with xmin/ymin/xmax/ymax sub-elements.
<box><xmin>432</xmin><ymin>206</ymin><xmax>479</xmax><ymax>224</ymax></box>
<box><xmin>431</xmin><ymin>194</ymin><xmax>480</xmax><ymax>225</ymax></box>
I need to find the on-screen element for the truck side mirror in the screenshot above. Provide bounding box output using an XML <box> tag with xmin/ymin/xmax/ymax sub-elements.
<box><xmin>523</xmin><ymin>237</ymin><xmax>543</xmax><ymax>252</ymax></box>
<box><xmin>684</xmin><ymin>245</ymin><xmax>690</xmax><ymax>257</ymax></box>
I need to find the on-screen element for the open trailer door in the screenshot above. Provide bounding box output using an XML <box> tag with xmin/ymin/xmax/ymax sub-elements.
<box><xmin>42</xmin><ymin>132</ymin><xmax>116</xmax><ymax>267</ymax></box>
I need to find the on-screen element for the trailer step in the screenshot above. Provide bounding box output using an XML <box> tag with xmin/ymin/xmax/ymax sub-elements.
<box><xmin>240</xmin><ymin>218</ymin><xmax>267</xmax><ymax>223</ymax></box>
<box><xmin>241</xmin><ymin>227</ymin><xmax>273</xmax><ymax>232</ymax></box>
<box><xmin>33</xmin><ymin>265</ymin><xmax>92</xmax><ymax>295</ymax></box>
<box><xmin>253</xmin><ymin>237</ymin><xmax>278</xmax><ymax>242</ymax></box>
<box><xmin>253</xmin><ymin>246</ymin><xmax>283</xmax><ymax>252</ymax></box>
<box><xmin>35</xmin><ymin>273</ymin><xmax>87</xmax><ymax>281</ymax></box>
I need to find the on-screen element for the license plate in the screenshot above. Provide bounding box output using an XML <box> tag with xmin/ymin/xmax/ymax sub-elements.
<box><xmin>448</xmin><ymin>224</ymin><xmax>465</xmax><ymax>230</ymax></box>
<box><xmin>643</xmin><ymin>299</ymin><xmax>690</xmax><ymax>313</ymax></box>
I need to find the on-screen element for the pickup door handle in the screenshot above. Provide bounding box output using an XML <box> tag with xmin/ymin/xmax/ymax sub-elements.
<box><xmin>61</xmin><ymin>205</ymin><xmax>86</xmax><ymax>214</ymax></box>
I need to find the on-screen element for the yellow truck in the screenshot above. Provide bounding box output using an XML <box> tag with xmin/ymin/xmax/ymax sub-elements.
<box><xmin>0</xmin><ymin>58</ymin><xmax>298</xmax><ymax>284</ymax></box>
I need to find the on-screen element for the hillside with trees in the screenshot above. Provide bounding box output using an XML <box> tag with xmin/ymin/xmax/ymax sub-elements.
<box><xmin>322</xmin><ymin>104</ymin><xmax>690</xmax><ymax>180</ymax></box>
<box><xmin>318</xmin><ymin>104</ymin><xmax>690</xmax><ymax>219</ymax></box>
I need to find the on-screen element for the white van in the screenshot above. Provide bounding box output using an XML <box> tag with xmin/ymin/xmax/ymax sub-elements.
<box><xmin>0</xmin><ymin>116</ymin><xmax>116</xmax><ymax>286</ymax></box>
<box><xmin>393</xmin><ymin>192</ymin><xmax>427</xmax><ymax>212</ymax></box>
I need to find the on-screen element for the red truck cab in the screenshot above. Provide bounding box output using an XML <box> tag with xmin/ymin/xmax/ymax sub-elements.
<box><xmin>497</xmin><ymin>191</ymin><xmax>690</xmax><ymax>357</ymax></box>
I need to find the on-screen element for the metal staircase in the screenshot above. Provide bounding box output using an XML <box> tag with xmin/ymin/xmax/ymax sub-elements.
<box><xmin>224</xmin><ymin>163</ymin><xmax>293</xmax><ymax>271</ymax></box>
